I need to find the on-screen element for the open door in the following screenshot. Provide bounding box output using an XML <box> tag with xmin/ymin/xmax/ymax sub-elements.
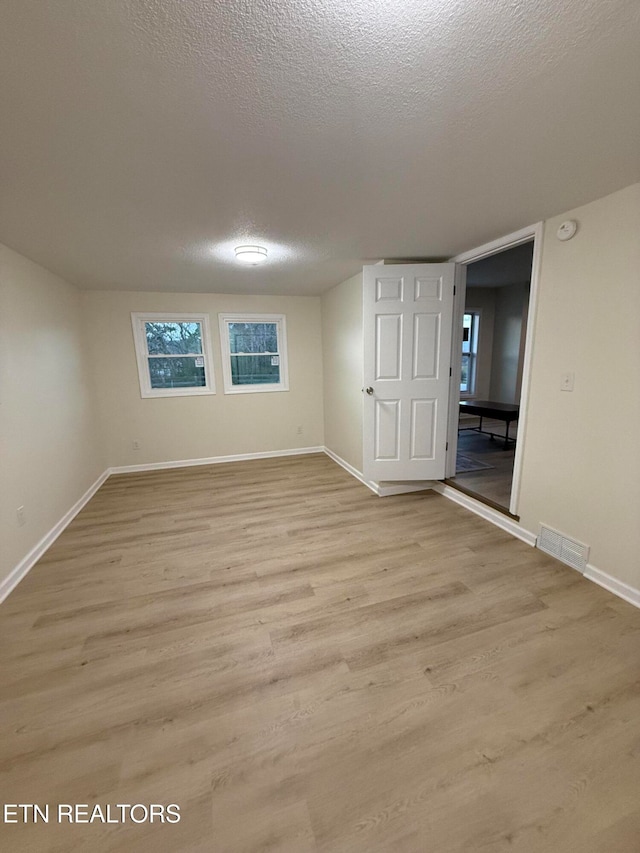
<box><xmin>363</xmin><ymin>263</ymin><xmax>455</xmax><ymax>483</ymax></box>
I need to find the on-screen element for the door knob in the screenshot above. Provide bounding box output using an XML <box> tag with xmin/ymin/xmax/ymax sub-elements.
<box><xmin>365</xmin><ymin>386</ymin><xmax>374</xmax><ymax>395</ymax></box>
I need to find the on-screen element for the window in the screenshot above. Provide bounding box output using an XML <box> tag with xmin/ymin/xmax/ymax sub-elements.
<box><xmin>460</xmin><ymin>311</ymin><xmax>480</xmax><ymax>396</ymax></box>
<box><xmin>131</xmin><ymin>313</ymin><xmax>215</xmax><ymax>398</ymax></box>
<box><xmin>218</xmin><ymin>314</ymin><xmax>289</xmax><ymax>394</ymax></box>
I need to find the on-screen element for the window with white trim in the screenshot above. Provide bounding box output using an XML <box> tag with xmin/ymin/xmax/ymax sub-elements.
<box><xmin>131</xmin><ymin>313</ymin><xmax>216</xmax><ymax>398</ymax></box>
<box><xmin>218</xmin><ymin>314</ymin><xmax>289</xmax><ymax>394</ymax></box>
<box><xmin>460</xmin><ymin>310</ymin><xmax>480</xmax><ymax>396</ymax></box>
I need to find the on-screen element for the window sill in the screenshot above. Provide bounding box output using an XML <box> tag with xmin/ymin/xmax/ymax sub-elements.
<box><xmin>140</xmin><ymin>388</ymin><xmax>216</xmax><ymax>399</ymax></box>
<box><xmin>222</xmin><ymin>384</ymin><xmax>289</xmax><ymax>395</ymax></box>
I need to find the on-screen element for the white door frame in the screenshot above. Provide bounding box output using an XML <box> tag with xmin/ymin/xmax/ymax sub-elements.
<box><xmin>445</xmin><ymin>222</ymin><xmax>544</xmax><ymax>516</ymax></box>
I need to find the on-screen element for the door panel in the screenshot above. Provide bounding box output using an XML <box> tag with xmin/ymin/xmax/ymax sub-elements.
<box><xmin>413</xmin><ymin>314</ymin><xmax>439</xmax><ymax>379</ymax></box>
<box><xmin>376</xmin><ymin>276</ymin><xmax>404</xmax><ymax>301</ymax></box>
<box><xmin>375</xmin><ymin>399</ymin><xmax>401</xmax><ymax>460</ymax></box>
<box><xmin>363</xmin><ymin>263</ymin><xmax>455</xmax><ymax>482</ymax></box>
<box><xmin>376</xmin><ymin>314</ymin><xmax>402</xmax><ymax>379</ymax></box>
<box><xmin>415</xmin><ymin>275</ymin><xmax>443</xmax><ymax>301</ymax></box>
<box><xmin>410</xmin><ymin>399</ymin><xmax>437</xmax><ymax>460</ymax></box>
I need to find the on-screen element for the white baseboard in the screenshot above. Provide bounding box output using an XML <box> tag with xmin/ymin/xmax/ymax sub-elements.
<box><xmin>322</xmin><ymin>448</ymin><xmax>379</xmax><ymax>494</ymax></box>
<box><xmin>110</xmin><ymin>446</ymin><xmax>324</xmax><ymax>475</ymax></box>
<box><xmin>377</xmin><ymin>480</ymin><xmax>437</xmax><ymax>497</ymax></box>
<box><xmin>432</xmin><ymin>484</ymin><xmax>639</xmax><ymax>610</ymax></box>
<box><xmin>430</xmin><ymin>482</ymin><xmax>538</xmax><ymax>547</ymax></box>
<box><xmin>0</xmin><ymin>469</ymin><xmax>110</xmax><ymax>604</ymax></box>
<box><xmin>584</xmin><ymin>564</ymin><xmax>640</xmax><ymax>609</ymax></box>
<box><xmin>5</xmin><ymin>453</ymin><xmax>637</xmax><ymax>615</ymax></box>
<box><xmin>1</xmin><ymin>447</ymin><xmax>323</xmax><ymax>604</ymax></box>
<box><xmin>323</xmin><ymin>448</ymin><xmax>435</xmax><ymax>497</ymax></box>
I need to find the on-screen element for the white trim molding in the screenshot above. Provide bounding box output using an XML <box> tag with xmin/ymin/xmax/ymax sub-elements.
<box><xmin>377</xmin><ymin>481</ymin><xmax>437</xmax><ymax>497</ymax></box>
<box><xmin>1</xmin><ymin>447</ymin><xmax>324</xmax><ymax>604</ymax></box>
<box><xmin>584</xmin><ymin>564</ymin><xmax>640</xmax><ymax>609</ymax></box>
<box><xmin>450</xmin><ymin>223</ymin><xmax>543</xmax><ymax>266</ymax></box>
<box><xmin>432</xmin><ymin>483</ymin><xmax>638</xmax><ymax>609</ymax></box>
<box><xmin>430</xmin><ymin>482</ymin><xmax>537</xmax><ymax>547</ymax></box>
<box><xmin>110</xmin><ymin>446</ymin><xmax>324</xmax><ymax>475</ymax></box>
<box><xmin>328</xmin><ymin>453</ymin><xmax>639</xmax><ymax>610</ymax></box>
<box><xmin>0</xmin><ymin>470</ymin><xmax>110</xmax><ymax>604</ymax></box>
<box><xmin>323</xmin><ymin>448</ymin><xmax>435</xmax><ymax>497</ymax></box>
<box><xmin>323</xmin><ymin>447</ymin><xmax>379</xmax><ymax>494</ymax></box>
<box><xmin>448</xmin><ymin>221</ymin><xmax>544</xmax><ymax>516</ymax></box>
<box><xmin>131</xmin><ymin>312</ymin><xmax>217</xmax><ymax>399</ymax></box>
<box><xmin>218</xmin><ymin>313</ymin><xmax>289</xmax><ymax>395</ymax></box>
<box><xmin>3</xmin><ymin>451</ymin><xmax>638</xmax><ymax>614</ymax></box>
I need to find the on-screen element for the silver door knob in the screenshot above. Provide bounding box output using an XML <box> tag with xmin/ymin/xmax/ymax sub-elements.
<box><xmin>365</xmin><ymin>386</ymin><xmax>374</xmax><ymax>395</ymax></box>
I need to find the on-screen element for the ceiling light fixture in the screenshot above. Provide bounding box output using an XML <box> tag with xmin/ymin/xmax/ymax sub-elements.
<box><xmin>234</xmin><ymin>245</ymin><xmax>268</xmax><ymax>265</ymax></box>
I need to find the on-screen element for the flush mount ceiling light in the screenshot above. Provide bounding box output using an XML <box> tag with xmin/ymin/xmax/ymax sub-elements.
<box><xmin>234</xmin><ymin>245</ymin><xmax>268</xmax><ymax>265</ymax></box>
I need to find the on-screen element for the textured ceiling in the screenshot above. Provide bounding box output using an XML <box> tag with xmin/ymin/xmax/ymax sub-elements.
<box><xmin>1</xmin><ymin>0</ymin><xmax>639</xmax><ymax>295</ymax></box>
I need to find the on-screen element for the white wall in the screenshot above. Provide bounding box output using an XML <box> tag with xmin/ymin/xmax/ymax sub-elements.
<box><xmin>321</xmin><ymin>272</ymin><xmax>364</xmax><ymax>471</ymax></box>
<box><xmin>0</xmin><ymin>245</ymin><xmax>103</xmax><ymax>588</ymax></box>
<box><xmin>321</xmin><ymin>184</ymin><xmax>640</xmax><ymax>595</ymax></box>
<box><xmin>489</xmin><ymin>282</ymin><xmax>530</xmax><ymax>403</ymax></box>
<box><xmin>518</xmin><ymin>183</ymin><xmax>640</xmax><ymax>590</ymax></box>
<box><xmin>464</xmin><ymin>287</ymin><xmax>496</xmax><ymax>399</ymax></box>
<box><xmin>82</xmin><ymin>290</ymin><xmax>324</xmax><ymax>467</ymax></box>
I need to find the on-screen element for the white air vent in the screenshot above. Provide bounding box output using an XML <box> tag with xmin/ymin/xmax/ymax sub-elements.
<box><xmin>537</xmin><ymin>524</ymin><xmax>589</xmax><ymax>572</ymax></box>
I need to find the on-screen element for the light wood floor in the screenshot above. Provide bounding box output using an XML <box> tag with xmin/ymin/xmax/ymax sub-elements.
<box><xmin>1</xmin><ymin>454</ymin><xmax>639</xmax><ymax>852</ymax></box>
<box><xmin>455</xmin><ymin>417</ymin><xmax>518</xmax><ymax>508</ymax></box>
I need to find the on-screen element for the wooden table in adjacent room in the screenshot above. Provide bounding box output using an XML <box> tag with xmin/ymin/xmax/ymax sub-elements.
<box><xmin>459</xmin><ymin>400</ymin><xmax>520</xmax><ymax>448</ymax></box>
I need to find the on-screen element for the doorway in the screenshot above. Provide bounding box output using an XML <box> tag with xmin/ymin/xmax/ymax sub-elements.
<box><xmin>445</xmin><ymin>225</ymin><xmax>542</xmax><ymax>517</ymax></box>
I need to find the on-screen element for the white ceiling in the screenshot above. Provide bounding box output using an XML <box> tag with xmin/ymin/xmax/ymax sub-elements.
<box><xmin>1</xmin><ymin>0</ymin><xmax>639</xmax><ymax>296</ymax></box>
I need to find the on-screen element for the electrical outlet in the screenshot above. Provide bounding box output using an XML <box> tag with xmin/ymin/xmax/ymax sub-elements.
<box><xmin>17</xmin><ymin>506</ymin><xmax>26</xmax><ymax>527</ymax></box>
<box><xmin>296</xmin><ymin>425</ymin><xmax>303</xmax><ymax>435</ymax></box>
<box><xmin>132</xmin><ymin>439</ymin><xmax>141</xmax><ymax>450</ymax></box>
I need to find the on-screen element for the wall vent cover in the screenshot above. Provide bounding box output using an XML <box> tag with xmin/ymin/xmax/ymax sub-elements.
<box><xmin>537</xmin><ymin>525</ymin><xmax>589</xmax><ymax>572</ymax></box>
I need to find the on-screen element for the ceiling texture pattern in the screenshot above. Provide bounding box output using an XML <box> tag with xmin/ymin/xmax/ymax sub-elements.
<box><xmin>1</xmin><ymin>0</ymin><xmax>639</xmax><ymax>294</ymax></box>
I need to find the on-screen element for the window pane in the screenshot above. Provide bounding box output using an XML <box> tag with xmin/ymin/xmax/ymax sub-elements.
<box><xmin>148</xmin><ymin>357</ymin><xmax>206</xmax><ymax>389</ymax></box>
<box><xmin>228</xmin><ymin>322</ymin><xmax>278</xmax><ymax>354</ymax></box>
<box><xmin>460</xmin><ymin>354</ymin><xmax>470</xmax><ymax>392</ymax></box>
<box><xmin>145</xmin><ymin>322</ymin><xmax>203</xmax><ymax>355</ymax></box>
<box><xmin>230</xmin><ymin>354</ymin><xmax>280</xmax><ymax>385</ymax></box>
<box><xmin>462</xmin><ymin>314</ymin><xmax>472</xmax><ymax>354</ymax></box>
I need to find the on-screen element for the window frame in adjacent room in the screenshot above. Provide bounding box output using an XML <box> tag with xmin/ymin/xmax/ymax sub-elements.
<box><xmin>218</xmin><ymin>313</ymin><xmax>289</xmax><ymax>394</ymax></box>
<box><xmin>131</xmin><ymin>312</ymin><xmax>216</xmax><ymax>398</ymax></box>
<box><xmin>460</xmin><ymin>309</ymin><xmax>480</xmax><ymax>397</ymax></box>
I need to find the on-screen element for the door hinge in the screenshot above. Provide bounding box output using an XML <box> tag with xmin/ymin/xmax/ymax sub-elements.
<box><xmin>453</xmin><ymin>285</ymin><xmax>456</xmax><ymax>295</ymax></box>
<box><xmin>449</xmin><ymin>367</ymin><xmax>452</xmax><ymax>377</ymax></box>
<box><xmin>446</xmin><ymin>441</ymin><xmax>449</xmax><ymax>451</ymax></box>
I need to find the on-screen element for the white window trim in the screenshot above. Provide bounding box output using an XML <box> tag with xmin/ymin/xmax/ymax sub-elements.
<box><xmin>460</xmin><ymin>308</ymin><xmax>481</xmax><ymax>399</ymax></box>
<box><xmin>131</xmin><ymin>312</ymin><xmax>216</xmax><ymax>398</ymax></box>
<box><xmin>218</xmin><ymin>313</ymin><xmax>289</xmax><ymax>395</ymax></box>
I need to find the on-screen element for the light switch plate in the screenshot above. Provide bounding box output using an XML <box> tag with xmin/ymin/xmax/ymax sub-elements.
<box><xmin>561</xmin><ymin>372</ymin><xmax>574</xmax><ymax>391</ymax></box>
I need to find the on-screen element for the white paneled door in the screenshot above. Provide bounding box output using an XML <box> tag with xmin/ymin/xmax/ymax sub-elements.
<box><xmin>363</xmin><ymin>264</ymin><xmax>455</xmax><ymax>482</ymax></box>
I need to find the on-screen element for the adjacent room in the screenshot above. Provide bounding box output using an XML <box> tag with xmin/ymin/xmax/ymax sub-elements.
<box><xmin>1</xmin><ymin>2</ymin><xmax>639</xmax><ymax>852</ymax></box>
<box><xmin>453</xmin><ymin>241</ymin><xmax>534</xmax><ymax>511</ymax></box>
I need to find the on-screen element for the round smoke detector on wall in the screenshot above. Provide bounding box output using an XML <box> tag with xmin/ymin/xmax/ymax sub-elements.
<box><xmin>556</xmin><ymin>220</ymin><xmax>578</xmax><ymax>241</ymax></box>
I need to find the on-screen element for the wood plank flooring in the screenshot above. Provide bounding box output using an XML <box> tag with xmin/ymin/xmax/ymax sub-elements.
<box><xmin>455</xmin><ymin>417</ymin><xmax>518</xmax><ymax>508</ymax></box>
<box><xmin>1</xmin><ymin>453</ymin><xmax>639</xmax><ymax>852</ymax></box>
